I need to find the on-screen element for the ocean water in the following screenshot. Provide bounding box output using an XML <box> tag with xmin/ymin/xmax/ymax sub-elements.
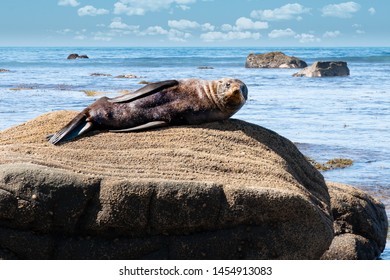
<box><xmin>0</xmin><ymin>46</ymin><xmax>389</xmax><ymax>259</ymax></box>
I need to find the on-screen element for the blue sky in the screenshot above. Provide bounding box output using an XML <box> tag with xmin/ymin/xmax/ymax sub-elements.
<box><xmin>0</xmin><ymin>0</ymin><xmax>388</xmax><ymax>46</ymax></box>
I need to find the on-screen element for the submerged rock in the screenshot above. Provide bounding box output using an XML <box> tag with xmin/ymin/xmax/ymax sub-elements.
<box><xmin>90</xmin><ymin>73</ymin><xmax>112</xmax><ymax>77</ymax></box>
<box><xmin>0</xmin><ymin>69</ymin><xmax>10</xmax><ymax>73</ymax></box>
<box><xmin>67</xmin><ymin>53</ymin><xmax>89</xmax><ymax>60</ymax></box>
<box><xmin>307</xmin><ymin>157</ymin><xmax>353</xmax><ymax>171</ymax></box>
<box><xmin>115</xmin><ymin>74</ymin><xmax>141</xmax><ymax>79</ymax></box>
<box><xmin>321</xmin><ymin>182</ymin><xmax>388</xmax><ymax>260</ymax></box>
<box><xmin>293</xmin><ymin>61</ymin><xmax>350</xmax><ymax>77</ymax></box>
<box><xmin>245</xmin><ymin>52</ymin><xmax>307</xmax><ymax>69</ymax></box>
<box><xmin>0</xmin><ymin>111</ymin><xmax>333</xmax><ymax>259</ymax></box>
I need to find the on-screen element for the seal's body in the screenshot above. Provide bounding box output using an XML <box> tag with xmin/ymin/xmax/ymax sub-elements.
<box><xmin>48</xmin><ymin>78</ymin><xmax>248</xmax><ymax>145</ymax></box>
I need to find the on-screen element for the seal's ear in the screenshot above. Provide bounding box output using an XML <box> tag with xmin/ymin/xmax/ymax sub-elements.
<box><xmin>108</xmin><ymin>80</ymin><xmax>179</xmax><ymax>103</ymax></box>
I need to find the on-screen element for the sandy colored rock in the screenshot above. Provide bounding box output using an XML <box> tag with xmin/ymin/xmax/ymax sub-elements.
<box><xmin>321</xmin><ymin>182</ymin><xmax>388</xmax><ymax>259</ymax></box>
<box><xmin>293</xmin><ymin>61</ymin><xmax>350</xmax><ymax>77</ymax></box>
<box><xmin>245</xmin><ymin>52</ymin><xmax>307</xmax><ymax>69</ymax></box>
<box><xmin>0</xmin><ymin>111</ymin><xmax>334</xmax><ymax>259</ymax></box>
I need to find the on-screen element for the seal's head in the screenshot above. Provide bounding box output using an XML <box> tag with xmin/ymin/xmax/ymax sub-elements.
<box><xmin>216</xmin><ymin>78</ymin><xmax>248</xmax><ymax>112</ymax></box>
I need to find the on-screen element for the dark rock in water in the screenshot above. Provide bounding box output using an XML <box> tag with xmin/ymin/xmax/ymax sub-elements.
<box><xmin>67</xmin><ymin>53</ymin><xmax>89</xmax><ymax>60</ymax></box>
<box><xmin>321</xmin><ymin>182</ymin><xmax>388</xmax><ymax>260</ymax></box>
<box><xmin>90</xmin><ymin>73</ymin><xmax>112</xmax><ymax>77</ymax></box>
<box><xmin>198</xmin><ymin>66</ymin><xmax>214</xmax><ymax>69</ymax></box>
<box><xmin>293</xmin><ymin>61</ymin><xmax>350</xmax><ymax>77</ymax></box>
<box><xmin>0</xmin><ymin>69</ymin><xmax>10</xmax><ymax>73</ymax></box>
<box><xmin>245</xmin><ymin>52</ymin><xmax>307</xmax><ymax>69</ymax></box>
<box><xmin>67</xmin><ymin>54</ymin><xmax>78</xmax><ymax>59</ymax></box>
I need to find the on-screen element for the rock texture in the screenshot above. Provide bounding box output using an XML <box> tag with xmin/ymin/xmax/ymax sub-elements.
<box><xmin>67</xmin><ymin>54</ymin><xmax>89</xmax><ymax>60</ymax></box>
<box><xmin>321</xmin><ymin>182</ymin><xmax>388</xmax><ymax>260</ymax></box>
<box><xmin>0</xmin><ymin>69</ymin><xmax>10</xmax><ymax>73</ymax></box>
<box><xmin>245</xmin><ymin>52</ymin><xmax>307</xmax><ymax>69</ymax></box>
<box><xmin>293</xmin><ymin>61</ymin><xmax>350</xmax><ymax>77</ymax></box>
<box><xmin>0</xmin><ymin>111</ymin><xmax>333</xmax><ymax>259</ymax></box>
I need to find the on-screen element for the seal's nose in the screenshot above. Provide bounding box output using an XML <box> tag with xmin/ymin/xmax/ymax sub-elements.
<box><xmin>240</xmin><ymin>83</ymin><xmax>248</xmax><ymax>100</ymax></box>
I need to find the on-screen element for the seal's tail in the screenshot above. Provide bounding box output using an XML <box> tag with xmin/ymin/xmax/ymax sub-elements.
<box><xmin>47</xmin><ymin>112</ymin><xmax>93</xmax><ymax>145</ymax></box>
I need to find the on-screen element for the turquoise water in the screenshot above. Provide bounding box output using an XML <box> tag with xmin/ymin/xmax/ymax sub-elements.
<box><xmin>1</xmin><ymin>47</ymin><xmax>389</xmax><ymax>258</ymax></box>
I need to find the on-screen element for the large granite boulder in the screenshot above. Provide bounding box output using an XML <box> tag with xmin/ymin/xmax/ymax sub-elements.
<box><xmin>245</xmin><ymin>52</ymin><xmax>307</xmax><ymax>69</ymax></box>
<box><xmin>293</xmin><ymin>61</ymin><xmax>350</xmax><ymax>77</ymax></box>
<box><xmin>321</xmin><ymin>182</ymin><xmax>388</xmax><ymax>260</ymax></box>
<box><xmin>0</xmin><ymin>111</ymin><xmax>333</xmax><ymax>259</ymax></box>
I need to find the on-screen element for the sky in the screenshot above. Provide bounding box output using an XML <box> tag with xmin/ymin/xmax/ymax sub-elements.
<box><xmin>0</xmin><ymin>0</ymin><xmax>389</xmax><ymax>47</ymax></box>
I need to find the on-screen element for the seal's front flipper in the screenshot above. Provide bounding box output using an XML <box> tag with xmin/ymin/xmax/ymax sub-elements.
<box><xmin>109</xmin><ymin>121</ymin><xmax>168</xmax><ymax>132</ymax></box>
<box><xmin>109</xmin><ymin>80</ymin><xmax>178</xmax><ymax>103</ymax></box>
<box><xmin>47</xmin><ymin>113</ymin><xmax>93</xmax><ymax>145</ymax></box>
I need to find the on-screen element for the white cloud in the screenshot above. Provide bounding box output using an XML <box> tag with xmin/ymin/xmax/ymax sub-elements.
<box><xmin>114</xmin><ymin>2</ymin><xmax>145</xmax><ymax>15</ymax></box>
<box><xmin>250</xmin><ymin>3</ymin><xmax>310</xmax><ymax>21</ymax></box>
<box><xmin>323</xmin><ymin>30</ymin><xmax>341</xmax><ymax>38</ymax></box>
<box><xmin>74</xmin><ymin>35</ymin><xmax>86</xmax><ymax>40</ymax></box>
<box><xmin>200</xmin><ymin>16</ymin><xmax>266</xmax><ymax>42</ymax></box>
<box><xmin>138</xmin><ymin>26</ymin><xmax>191</xmax><ymax>41</ymax></box>
<box><xmin>321</xmin><ymin>2</ymin><xmax>360</xmax><ymax>18</ymax></box>
<box><xmin>201</xmin><ymin>23</ymin><xmax>215</xmax><ymax>31</ymax></box>
<box><xmin>295</xmin><ymin>33</ymin><xmax>321</xmax><ymax>43</ymax></box>
<box><xmin>114</xmin><ymin>0</ymin><xmax>196</xmax><ymax>16</ymax></box>
<box><xmin>368</xmin><ymin>7</ymin><xmax>376</xmax><ymax>15</ymax></box>
<box><xmin>356</xmin><ymin>29</ymin><xmax>365</xmax><ymax>34</ymax></box>
<box><xmin>141</xmin><ymin>26</ymin><xmax>169</xmax><ymax>35</ymax></box>
<box><xmin>109</xmin><ymin>18</ymin><xmax>139</xmax><ymax>31</ymax></box>
<box><xmin>56</xmin><ymin>28</ymin><xmax>72</xmax><ymax>35</ymax></box>
<box><xmin>220</xmin><ymin>24</ymin><xmax>232</xmax><ymax>32</ymax></box>
<box><xmin>168</xmin><ymin>19</ymin><xmax>200</xmax><ymax>30</ymax></box>
<box><xmin>168</xmin><ymin>29</ymin><xmax>192</xmax><ymax>42</ymax></box>
<box><xmin>58</xmin><ymin>0</ymin><xmax>80</xmax><ymax>7</ymax></box>
<box><xmin>109</xmin><ymin>18</ymin><xmax>129</xmax><ymax>29</ymax></box>
<box><xmin>268</xmin><ymin>28</ymin><xmax>296</xmax><ymax>38</ymax></box>
<box><xmin>94</xmin><ymin>36</ymin><xmax>113</xmax><ymax>42</ymax></box>
<box><xmin>178</xmin><ymin>5</ymin><xmax>191</xmax><ymax>10</ymax></box>
<box><xmin>200</xmin><ymin>31</ymin><xmax>260</xmax><ymax>42</ymax></box>
<box><xmin>78</xmin><ymin>5</ymin><xmax>109</xmax><ymax>16</ymax></box>
<box><xmin>235</xmin><ymin>17</ymin><xmax>268</xmax><ymax>30</ymax></box>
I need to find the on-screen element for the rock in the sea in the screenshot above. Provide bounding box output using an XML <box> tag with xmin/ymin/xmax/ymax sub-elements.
<box><xmin>90</xmin><ymin>73</ymin><xmax>112</xmax><ymax>77</ymax></box>
<box><xmin>0</xmin><ymin>69</ymin><xmax>10</xmax><ymax>73</ymax></box>
<box><xmin>115</xmin><ymin>74</ymin><xmax>140</xmax><ymax>79</ymax></box>
<box><xmin>0</xmin><ymin>111</ymin><xmax>333</xmax><ymax>259</ymax></box>
<box><xmin>245</xmin><ymin>52</ymin><xmax>307</xmax><ymax>69</ymax></box>
<box><xmin>67</xmin><ymin>53</ymin><xmax>89</xmax><ymax>60</ymax></box>
<box><xmin>293</xmin><ymin>61</ymin><xmax>350</xmax><ymax>77</ymax></box>
<box><xmin>321</xmin><ymin>182</ymin><xmax>388</xmax><ymax>260</ymax></box>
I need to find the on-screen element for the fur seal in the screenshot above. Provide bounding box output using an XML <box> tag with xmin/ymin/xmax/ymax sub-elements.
<box><xmin>47</xmin><ymin>78</ymin><xmax>248</xmax><ymax>145</ymax></box>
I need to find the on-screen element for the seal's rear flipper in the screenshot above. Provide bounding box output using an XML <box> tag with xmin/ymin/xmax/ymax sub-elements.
<box><xmin>109</xmin><ymin>121</ymin><xmax>168</xmax><ymax>132</ymax></box>
<box><xmin>109</xmin><ymin>80</ymin><xmax>178</xmax><ymax>103</ymax></box>
<box><xmin>47</xmin><ymin>113</ymin><xmax>93</xmax><ymax>145</ymax></box>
